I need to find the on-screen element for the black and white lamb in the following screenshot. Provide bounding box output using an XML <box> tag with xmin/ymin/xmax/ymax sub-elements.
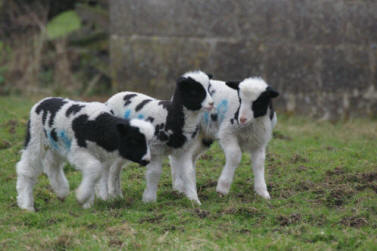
<box><xmin>104</xmin><ymin>71</ymin><xmax>214</xmax><ymax>204</ymax></box>
<box><xmin>171</xmin><ymin>77</ymin><xmax>279</xmax><ymax>200</ymax></box>
<box><xmin>16</xmin><ymin>97</ymin><xmax>154</xmax><ymax>211</ymax></box>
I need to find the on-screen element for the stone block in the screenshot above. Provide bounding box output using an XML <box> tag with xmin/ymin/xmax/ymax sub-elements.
<box><xmin>110</xmin><ymin>35</ymin><xmax>212</xmax><ymax>99</ymax></box>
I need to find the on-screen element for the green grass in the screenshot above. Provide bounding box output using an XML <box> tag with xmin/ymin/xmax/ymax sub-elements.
<box><xmin>0</xmin><ymin>96</ymin><xmax>376</xmax><ymax>250</ymax></box>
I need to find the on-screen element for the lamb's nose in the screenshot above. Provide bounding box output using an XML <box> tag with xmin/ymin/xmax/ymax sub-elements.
<box><xmin>239</xmin><ymin>117</ymin><xmax>247</xmax><ymax>124</ymax></box>
<box><xmin>207</xmin><ymin>102</ymin><xmax>214</xmax><ymax>110</ymax></box>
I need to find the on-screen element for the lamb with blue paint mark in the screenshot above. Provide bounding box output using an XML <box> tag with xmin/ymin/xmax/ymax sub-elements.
<box><xmin>104</xmin><ymin>71</ymin><xmax>214</xmax><ymax>204</ymax></box>
<box><xmin>171</xmin><ymin>77</ymin><xmax>279</xmax><ymax>199</ymax></box>
<box><xmin>16</xmin><ymin>97</ymin><xmax>154</xmax><ymax>211</ymax></box>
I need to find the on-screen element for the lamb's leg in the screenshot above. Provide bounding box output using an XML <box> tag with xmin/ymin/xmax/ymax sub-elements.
<box><xmin>171</xmin><ymin>152</ymin><xmax>201</xmax><ymax>205</ymax></box>
<box><xmin>43</xmin><ymin>150</ymin><xmax>69</xmax><ymax>201</ymax></box>
<box><xmin>251</xmin><ymin>147</ymin><xmax>270</xmax><ymax>199</ymax></box>
<box><xmin>181</xmin><ymin>155</ymin><xmax>201</xmax><ymax>205</ymax></box>
<box><xmin>108</xmin><ymin>159</ymin><xmax>125</xmax><ymax>199</ymax></box>
<box><xmin>142</xmin><ymin>156</ymin><xmax>162</xmax><ymax>203</ymax></box>
<box><xmin>216</xmin><ymin>137</ymin><xmax>242</xmax><ymax>195</ymax></box>
<box><xmin>68</xmin><ymin>151</ymin><xmax>103</xmax><ymax>209</ymax></box>
<box><xmin>170</xmin><ymin>156</ymin><xmax>184</xmax><ymax>193</ymax></box>
<box><xmin>95</xmin><ymin>162</ymin><xmax>110</xmax><ymax>201</ymax></box>
<box><xmin>170</xmin><ymin>138</ymin><xmax>207</xmax><ymax>194</ymax></box>
<box><xmin>16</xmin><ymin>147</ymin><xmax>44</xmax><ymax>212</ymax></box>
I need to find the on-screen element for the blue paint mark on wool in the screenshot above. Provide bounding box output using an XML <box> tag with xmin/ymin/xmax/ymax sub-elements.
<box><xmin>124</xmin><ymin>109</ymin><xmax>131</xmax><ymax>119</ymax></box>
<box><xmin>203</xmin><ymin>111</ymin><xmax>209</xmax><ymax>125</ymax></box>
<box><xmin>217</xmin><ymin>99</ymin><xmax>228</xmax><ymax>123</ymax></box>
<box><xmin>59</xmin><ymin>131</ymin><xmax>71</xmax><ymax>150</ymax></box>
<box><xmin>48</xmin><ymin>132</ymin><xmax>59</xmax><ymax>150</ymax></box>
<box><xmin>137</xmin><ymin>114</ymin><xmax>144</xmax><ymax>119</ymax></box>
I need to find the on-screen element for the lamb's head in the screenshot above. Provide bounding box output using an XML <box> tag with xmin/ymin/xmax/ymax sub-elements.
<box><xmin>226</xmin><ymin>77</ymin><xmax>279</xmax><ymax>125</ymax></box>
<box><xmin>174</xmin><ymin>71</ymin><xmax>214</xmax><ymax>111</ymax></box>
<box><xmin>116</xmin><ymin>119</ymin><xmax>154</xmax><ymax>166</ymax></box>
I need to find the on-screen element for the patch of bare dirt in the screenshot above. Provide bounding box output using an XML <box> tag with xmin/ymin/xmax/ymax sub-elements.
<box><xmin>139</xmin><ymin>214</ymin><xmax>164</xmax><ymax>224</ymax></box>
<box><xmin>106</xmin><ymin>222</ymin><xmax>136</xmax><ymax>236</ymax></box>
<box><xmin>340</xmin><ymin>216</ymin><xmax>368</xmax><ymax>228</ymax></box>
<box><xmin>222</xmin><ymin>206</ymin><xmax>261</xmax><ymax>217</ymax></box>
<box><xmin>108</xmin><ymin>239</ymin><xmax>123</xmax><ymax>247</ymax></box>
<box><xmin>4</xmin><ymin>119</ymin><xmax>18</xmax><ymax>134</ymax></box>
<box><xmin>192</xmin><ymin>208</ymin><xmax>210</xmax><ymax>219</ymax></box>
<box><xmin>326</xmin><ymin>166</ymin><xmax>346</xmax><ymax>176</ymax></box>
<box><xmin>198</xmin><ymin>180</ymin><xmax>217</xmax><ymax>192</ymax></box>
<box><xmin>273</xmin><ymin>131</ymin><xmax>292</xmax><ymax>141</ymax></box>
<box><xmin>0</xmin><ymin>140</ymin><xmax>11</xmax><ymax>150</ymax></box>
<box><xmin>276</xmin><ymin>213</ymin><xmax>302</xmax><ymax>226</ymax></box>
<box><xmin>291</xmin><ymin>154</ymin><xmax>308</xmax><ymax>163</ymax></box>
<box><xmin>325</xmin><ymin>185</ymin><xmax>354</xmax><ymax>207</ymax></box>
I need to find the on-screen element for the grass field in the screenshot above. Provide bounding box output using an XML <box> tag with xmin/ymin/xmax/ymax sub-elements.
<box><xmin>0</xmin><ymin>96</ymin><xmax>376</xmax><ymax>250</ymax></box>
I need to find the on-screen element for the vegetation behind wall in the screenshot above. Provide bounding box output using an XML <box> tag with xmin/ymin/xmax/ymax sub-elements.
<box><xmin>0</xmin><ymin>0</ymin><xmax>110</xmax><ymax>96</ymax></box>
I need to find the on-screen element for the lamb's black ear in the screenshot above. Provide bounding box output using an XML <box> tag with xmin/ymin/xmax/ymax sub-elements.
<box><xmin>207</xmin><ymin>73</ymin><xmax>214</xmax><ymax>79</ymax></box>
<box><xmin>117</xmin><ymin>123</ymin><xmax>129</xmax><ymax>135</ymax></box>
<box><xmin>267</xmin><ymin>86</ymin><xmax>279</xmax><ymax>98</ymax></box>
<box><xmin>177</xmin><ymin>76</ymin><xmax>190</xmax><ymax>86</ymax></box>
<box><xmin>225</xmin><ymin>81</ymin><xmax>241</xmax><ymax>90</ymax></box>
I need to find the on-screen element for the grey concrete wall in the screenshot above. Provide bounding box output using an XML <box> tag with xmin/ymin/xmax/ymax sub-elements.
<box><xmin>110</xmin><ymin>0</ymin><xmax>377</xmax><ymax>119</ymax></box>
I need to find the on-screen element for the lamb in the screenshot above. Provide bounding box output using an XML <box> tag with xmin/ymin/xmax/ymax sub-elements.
<box><xmin>171</xmin><ymin>77</ymin><xmax>279</xmax><ymax>200</ymax></box>
<box><xmin>104</xmin><ymin>71</ymin><xmax>214</xmax><ymax>204</ymax></box>
<box><xmin>16</xmin><ymin>97</ymin><xmax>154</xmax><ymax>211</ymax></box>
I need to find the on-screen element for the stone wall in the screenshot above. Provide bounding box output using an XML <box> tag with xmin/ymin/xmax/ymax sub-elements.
<box><xmin>110</xmin><ymin>0</ymin><xmax>377</xmax><ymax>119</ymax></box>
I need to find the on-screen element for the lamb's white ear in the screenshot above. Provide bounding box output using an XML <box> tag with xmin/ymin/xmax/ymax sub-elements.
<box><xmin>225</xmin><ymin>81</ymin><xmax>241</xmax><ymax>90</ymax></box>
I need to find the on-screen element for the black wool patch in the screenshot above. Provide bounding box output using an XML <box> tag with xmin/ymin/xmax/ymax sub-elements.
<box><xmin>135</xmin><ymin>99</ymin><xmax>152</xmax><ymax>112</ymax></box>
<box><xmin>233</xmin><ymin>108</ymin><xmax>239</xmax><ymax>124</ymax></box>
<box><xmin>154</xmin><ymin>123</ymin><xmax>168</xmax><ymax>141</ymax></box>
<box><xmin>72</xmin><ymin>113</ymin><xmax>148</xmax><ymax>164</ymax></box>
<box><xmin>123</xmin><ymin>94</ymin><xmax>137</xmax><ymax>106</ymax></box>
<box><xmin>36</xmin><ymin>98</ymin><xmax>67</xmax><ymax>127</ymax></box>
<box><xmin>210</xmin><ymin>113</ymin><xmax>218</xmax><ymax>121</ymax></box>
<box><xmin>165</xmin><ymin>101</ymin><xmax>187</xmax><ymax>148</ymax></box>
<box><xmin>66</xmin><ymin>104</ymin><xmax>85</xmax><ymax>117</ymax></box>
<box><xmin>252</xmin><ymin>91</ymin><xmax>272</xmax><ymax>118</ymax></box>
<box><xmin>191</xmin><ymin>126</ymin><xmax>199</xmax><ymax>138</ymax></box>
<box><xmin>146</xmin><ymin>116</ymin><xmax>155</xmax><ymax>123</ymax></box>
<box><xmin>158</xmin><ymin>100</ymin><xmax>170</xmax><ymax>110</ymax></box>
<box><xmin>50</xmin><ymin>128</ymin><xmax>58</xmax><ymax>142</ymax></box>
<box><xmin>269</xmin><ymin>102</ymin><xmax>275</xmax><ymax>120</ymax></box>
<box><xmin>208</xmin><ymin>83</ymin><xmax>216</xmax><ymax>96</ymax></box>
<box><xmin>202</xmin><ymin>138</ymin><xmax>213</xmax><ymax>147</ymax></box>
<box><xmin>176</xmin><ymin>77</ymin><xmax>207</xmax><ymax>111</ymax></box>
<box><xmin>24</xmin><ymin>120</ymin><xmax>31</xmax><ymax>148</ymax></box>
<box><xmin>233</xmin><ymin>89</ymin><xmax>241</xmax><ymax>123</ymax></box>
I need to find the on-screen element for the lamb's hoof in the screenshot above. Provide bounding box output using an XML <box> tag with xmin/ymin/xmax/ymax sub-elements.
<box><xmin>108</xmin><ymin>192</ymin><xmax>123</xmax><ymax>200</ymax></box>
<box><xmin>82</xmin><ymin>201</ymin><xmax>93</xmax><ymax>209</ymax></box>
<box><xmin>216</xmin><ymin>181</ymin><xmax>230</xmax><ymax>195</ymax></box>
<box><xmin>142</xmin><ymin>192</ymin><xmax>157</xmax><ymax>203</ymax></box>
<box><xmin>217</xmin><ymin>192</ymin><xmax>225</xmax><ymax>198</ymax></box>
<box><xmin>96</xmin><ymin>192</ymin><xmax>109</xmax><ymax>201</ymax></box>
<box><xmin>17</xmin><ymin>200</ymin><xmax>35</xmax><ymax>212</ymax></box>
<box><xmin>20</xmin><ymin>206</ymin><xmax>35</xmax><ymax>212</ymax></box>
<box><xmin>172</xmin><ymin>184</ymin><xmax>185</xmax><ymax>194</ymax></box>
<box><xmin>191</xmin><ymin>198</ymin><xmax>201</xmax><ymax>206</ymax></box>
<box><xmin>255</xmin><ymin>188</ymin><xmax>271</xmax><ymax>200</ymax></box>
